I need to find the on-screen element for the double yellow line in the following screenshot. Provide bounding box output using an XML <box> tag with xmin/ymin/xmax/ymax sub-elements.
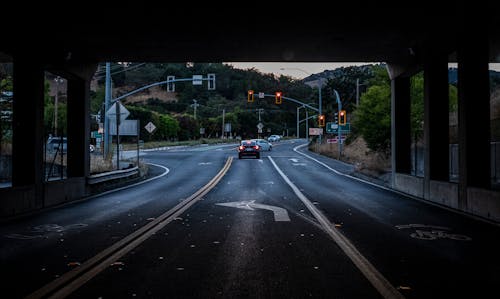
<box><xmin>27</xmin><ymin>157</ymin><xmax>233</xmax><ymax>299</ymax></box>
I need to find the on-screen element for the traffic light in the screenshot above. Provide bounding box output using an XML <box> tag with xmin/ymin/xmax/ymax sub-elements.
<box><xmin>275</xmin><ymin>91</ymin><xmax>282</xmax><ymax>104</ymax></box>
<box><xmin>334</xmin><ymin>112</ymin><xmax>338</xmax><ymax>124</ymax></box>
<box><xmin>167</xmin><ymin>75</ymin><xmax>175</xmax><ymax>92</ymax></box>
<box><xmin>247</xmin><ymin>90</ymin><xmax>254</xmax><ymax>102</ymax></box>
<box><xmin>207</xmin><ymin>73</ymin><xmax>216</xmax><ymax>90</ymax></box>
<box><xmin>339</xmin><ymin>110</ymin><xmax>347</xmax><ymax>125</ymax></box>
<box><xmin>318</xmin><ymin>114</ymin><xmax>325</xmax><ymax>127</ymax></box>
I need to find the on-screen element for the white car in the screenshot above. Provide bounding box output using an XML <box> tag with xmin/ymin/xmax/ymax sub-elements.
<box><xmin>267</xmin><ymin>135</ymin><xmax>281</xmax><ymax>142</ymax></box>
<box><xmin>252</xmin><ymin>139</ymin><xmax>272</xmax><ymax>151</ymax></box>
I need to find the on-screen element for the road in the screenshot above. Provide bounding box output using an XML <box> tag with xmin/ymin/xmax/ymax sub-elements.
<box><xmin>1</xmin><ymin>140</ymin><xmax>500</xmax><ymax>298</ymax></box>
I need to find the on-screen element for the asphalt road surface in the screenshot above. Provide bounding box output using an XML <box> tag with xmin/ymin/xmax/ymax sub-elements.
<box><xmin>1</xmin><ymin>140</ymin><xmax>500</xmax><ymax>299</ymax></box>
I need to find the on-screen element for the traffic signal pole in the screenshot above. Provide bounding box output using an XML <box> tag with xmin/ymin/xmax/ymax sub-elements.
<box><xmin>256</xmin><ymin>93</ymin><xmax>319</xmax><ymax>140</ymax></box>
<box><xmin>333</xmin><ymin>89</ymin><xmax>343</xmax><ymax>158</ymax></box>
<box><xmin>319</xmin><ymin>83</ymin><xmax>323</xmax><ymax>145</ymax></box>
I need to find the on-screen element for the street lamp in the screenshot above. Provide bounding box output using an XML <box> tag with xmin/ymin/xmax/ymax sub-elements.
<box><xmin>280</xmin><ymin>67</ymin><xmax>325</xmax><ymax>144</ymax></box>
<box><xmin>297</xmin><ymin>102</ymin><xmax>318</xmax><ymax>140</ymax></box>
<box><xmin>356</xmin><ymin>78</ymin><xmax>368</xmax><ymax>106</ymax></box>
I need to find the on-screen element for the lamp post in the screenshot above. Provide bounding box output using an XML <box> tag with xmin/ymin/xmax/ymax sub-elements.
<box><xmin>297</xmin><ymin>106</ymin><xmax>303</xmax><ymax>138</ymax></box>
<box><xmin>356</xmin><ymin>78</ymin><xmax>368</xmax><ymax>106</ymax></box>
<box><xmin>280</xmin><ymin>67</ymin><xmax>324</xmax><ymax>143</ymax></box>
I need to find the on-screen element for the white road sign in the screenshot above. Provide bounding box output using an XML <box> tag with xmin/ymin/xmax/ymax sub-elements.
<box><xmin>309</xmin><ymin>128</ymin><xmax>323</xmax><ymax>135</ymax></box>
<box><xmin>257</xmin><ymin>122</ymin><xmax>264</xmax><ymax>129</ymax></box>
<box><xmin>145</xmin><ymin>121</ymin><xmax>156</xmax><ymax>133</ymax></box>
<box><xmin>192</xmin><ymin>75</ymin><xmax>203</xmax><ymax>85</ymax></box>
<box><xmin>106</xmin><ymin>102</ymin><xmax>130</xmax><ymax>123</ymax></box>
<box><xmin>258</xmin><ymin>92</ymin><xmax>265</xmax><ymax>99</ymax></box>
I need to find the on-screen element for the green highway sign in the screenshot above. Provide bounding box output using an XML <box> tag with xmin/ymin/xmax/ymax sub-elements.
<box><xmin>326</xmin><ymin>122</ymin><xmax>350</xmax><ymax>134</ymax></box>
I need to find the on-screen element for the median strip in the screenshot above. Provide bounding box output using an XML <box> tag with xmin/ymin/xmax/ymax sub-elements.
<box><xmin>26</xmin><ymin>157</ymin><xmax>233</xmax><ymax>299</ymax></box>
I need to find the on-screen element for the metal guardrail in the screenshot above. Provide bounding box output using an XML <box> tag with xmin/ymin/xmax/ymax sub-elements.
<box><xmin>87</xmin><ymin>166</ymin><xmax>139</xmax><ymax>185</ymax></box>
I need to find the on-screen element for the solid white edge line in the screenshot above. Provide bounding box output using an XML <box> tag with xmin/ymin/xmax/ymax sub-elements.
<box><xmin>268</xmin><ymin>156</ymin><xmax>404</xmax><ymax>299</ymax></box>
<box><xmin>293</xmin><ymin>143</ymin><xmax>394</xmax><ymax>191</ymax></box>
<box><xmin>293</xmin><ymin>143</ymin><xmax>500</xmax><ymax>227</ymax></box>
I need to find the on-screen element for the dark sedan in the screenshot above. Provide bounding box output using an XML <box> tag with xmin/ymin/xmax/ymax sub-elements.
<box><xmin>238</xmin><ymin>140</ymin><xmax>260</xmax><ymax>159</ymax></box>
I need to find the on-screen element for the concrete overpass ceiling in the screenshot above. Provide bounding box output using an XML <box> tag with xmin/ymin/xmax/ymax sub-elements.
<box><xmin>3</xmin><ymin>2</ymin><xmax>499</xmax><ymax>64</ymax></box>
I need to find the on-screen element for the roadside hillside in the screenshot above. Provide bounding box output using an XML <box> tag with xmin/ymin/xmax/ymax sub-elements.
<box><xmin>315</xmin><ymin>136</ymin><xmax>391</xmax><ymax>182</ymax></box>
<box><xmin>116</xmin><ymin>85</ymin><xmax>178</xmax><ymax>104</ymax></box>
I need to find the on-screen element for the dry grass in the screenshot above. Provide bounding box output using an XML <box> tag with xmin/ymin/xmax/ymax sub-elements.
<box><xmin>120</xmin><ymin>85</ymin><xmax>177</xmax><ymax>104</ymax></box>
<box><xmin>90</xmin><ymin>155</ymin><xmax>114</xmax><ymax>174</ymax></box>
<box><xmin>315</xmin><ymin>136</ymin><xmax>391</xmax><ymax>177</ymax></box>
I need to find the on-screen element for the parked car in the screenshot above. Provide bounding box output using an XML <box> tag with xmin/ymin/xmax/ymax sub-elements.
<box><xmin>238</xmin><ymin>140</ymin><xmax>260</xmax><ymax>159</ymax></box>
<box><xmin>267</xmin><ymin>135</ymin><xmax>281</xmax><ymax>142</ymax></box>
<box><xmin>252</xmin><ymin>139</ymin><xmax>272</xmax><ymax>151</ymax></box>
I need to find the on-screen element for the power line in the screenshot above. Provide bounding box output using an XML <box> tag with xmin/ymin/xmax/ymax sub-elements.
<box><xmin>93</xmin><ymin>63</ymin><xmax>147</xmax><ymax>79</ymax></box>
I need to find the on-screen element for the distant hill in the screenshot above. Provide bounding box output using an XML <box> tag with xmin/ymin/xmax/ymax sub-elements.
<box><xmin>447</xmin><ymin>67</ymin><xmax>500</xmax><ymax>85</ymax></box>
<box><xmin>302</xmin><ymin>64</ymin><xmax>378</xmax><ymax>87</ymax></box>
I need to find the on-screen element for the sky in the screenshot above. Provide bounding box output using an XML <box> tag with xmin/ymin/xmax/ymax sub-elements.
<box><xmin>224</xmin><ymin>62</ymin><xmax>378</xmax><ymax>79</ymax></box>
<box><xmin>226</xmin><ymin>62</ymin><xmax>500</xmax><ymax>78</ymax></box>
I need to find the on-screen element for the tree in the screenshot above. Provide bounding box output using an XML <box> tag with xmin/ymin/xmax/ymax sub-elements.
<box><xmin>352</xmin><ymin>84</ymin><xmax>392</xmax><ymax>152</ymax></box>
<box><xmin>175</xmin><ymin>114</ymin><xmax>198</xmax><ymax>140</ymax></box>
<box><xmin>157</xmin><ymin>114</ymin><xmax>179</xmax><ymax>140</ymax></box>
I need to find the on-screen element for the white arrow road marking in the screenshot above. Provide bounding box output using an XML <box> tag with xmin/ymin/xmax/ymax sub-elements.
<box><xmin>216</xmin><ymin>200</ymin><xmax>291</xmax><ymax>222</ymax></box>
<box><xmin>292</xmin><ymin>163</ymin><xmax>307</xmax><ymax>166</ymax></box>
<box><xmin>198</xmin><ymin>162</ymin><xmax>212</xmax><ymax>165</ymax></box>
<box><xmin>289</xmin><ymin>158</ymin><xmax>299</xmax><ymax>163</ymax></box>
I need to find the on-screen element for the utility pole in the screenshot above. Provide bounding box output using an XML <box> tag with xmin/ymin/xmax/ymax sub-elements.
<box><xmin>306</xmin><ymin>109</ymin><xmax>309</xmax><ymax>141</ymax></box>
<box><xmin>333</xmin><ymin>89</ymin><xmax>343</xmax><ymax>159</ymax></box>
<box><xmin>191</xmin><ymin>99</ymin><xmax>199</xmax><ymax>119</ymax></box>
<box><xmin>258</xmin><ymin>108</ymin><xmax>264</xmax><ymax>138</ymax></box>
<box><xmin>104</xmin><ymin>62</ymin><xmax>111</xmax><ymax>158</ymax></box>
<box><xmin>296</xmin><ymin>106</ymin><xmax>300</xmax><ymax>138</ymax></box>
<box><xmin>221</xmin><ymin>108</ymin><xmax>225</xmax><ymax>139</ymax></box>
<box><xmin>318</xmin><ymin>80</ymin><xmax>322</xmax><ymax>145</ymax></box>
<box><xmin>356</xmin><ymin>78</ymin><xmax>360</xmax><ymax>106</ymax></box>
<box><xmin>115</xmin><ymin>101</ymin><xmax>121</xmax><ymax>170</ymax></box>
<box><xmin>356</xmin><ymin>78</ymin><xmax>368</xmax><ymax>106</ymax></box>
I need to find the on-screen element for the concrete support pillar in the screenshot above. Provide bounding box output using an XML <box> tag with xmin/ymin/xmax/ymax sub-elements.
<box><xmin>458</xmin><ymin>34</ymin><xmax>491</xmax><ymax>208</ymax></box>
<box><xmin>67</xmin><ymin>77</ymin><xmax>90</xmax><ymax>178</ymax></box>
<box><xmin>11</xmin><ymin>61</ymin><xmax>45</xmax><ymax>204</ymax></box>
<box><xmin>423</xmin><ymin>53</ymin><xmax>449</xmax><ymax>187</ymax></box>
<box><xmin>391</xmin><ymin>76</ymin><xmax>412</xmax><ymax>177</ymax></box>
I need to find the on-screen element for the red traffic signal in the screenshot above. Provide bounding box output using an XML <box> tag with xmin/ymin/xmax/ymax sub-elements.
<box><xmin>275</xmin><ymin>91</ymin><xmax>283</xmax><ymax>104</ymax></box>
<box><xmin>339</xmin><ymin>110</ymin><xmax>347</xmax><ymax>125</ymax></box>
<box><xmin>318</xmin><ymin>114</ymin><xmax>325</xmax><ymax>127</ymax></box>
<box><xmin>247</xmin><ymin>90</ymin><xmax>254</xmax><ymax>102</ymax></box>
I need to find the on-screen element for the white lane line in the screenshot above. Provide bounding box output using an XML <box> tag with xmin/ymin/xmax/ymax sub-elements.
<box><xmin>293</xmin><ymin>144</ymin><xmax>394</xmax><ymax>191</ymax></box>
<box><xmin>268</xmin><ymin>156</ymin><xmax>405</xmax><ymax>299</ymax></box>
